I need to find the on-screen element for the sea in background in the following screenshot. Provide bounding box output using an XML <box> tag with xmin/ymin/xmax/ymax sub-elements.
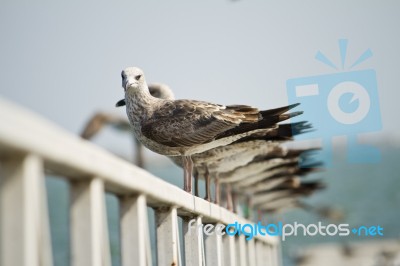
<box><xmin>46</xmin><ymin>143</ymin><xmax>400</xmax><ymax>266</ymax></box>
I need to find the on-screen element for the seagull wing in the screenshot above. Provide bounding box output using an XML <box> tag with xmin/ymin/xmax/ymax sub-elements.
<box><xmin>141</xmin><ymin>100</ymin><xmax>260</xmax><ymax>147</ymax></box>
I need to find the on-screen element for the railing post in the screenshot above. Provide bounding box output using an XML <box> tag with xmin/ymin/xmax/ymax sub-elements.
<box><xmin>247</xmin><ymin>238</ymin><xmax>256</xmax><ymax>266</ymax></box>
<box><xmin>255</xmin><ymin>240</ymin><xmax>264</xmax><ymax>266</ymax></box>
<box><xmin>236</xmin><ymin>234</ymin><xmax>247</xmax><ymax>266</ymax></box>
<box><xmin>262</xmin><ymin>243</ymin><xmax>270</xmax><ymax>265</ymax></box>
<box><xmin>155</xmin><ymin>206</ymin><xmax>181</xmax><ymax>266</ymax></box>
<box><xmin>70</xmin><ymin>178</ymin><xmax>111</xmax><ymax>266</ymax></box>
<box><xmin>204</xmin><ymin>223</ymin><xmax>223</xmax><ymax>266</ymax></box>
<box><xmin>272</xmin><ymin>242</ymin><xmax>282</xmax><ymax>266</ymax></box>
<box><xmin>0</xmin><ymin>154</ymin><xmax>53</xmax><ymax>266</ymax></box>
<box><xmin>120</xmin><ymin>194</ymin><xmax>152</xmax><ymax>266</ymax></box>
<box><xmin>182</xmin><ymin>216</ymin><xmax>205</xmax><ymax>266</ymax></box>
<box><xmin>269</xmin><ymin>245</ymin><xmax>275</xmax><ymax>266</ymax></box>
<box><xmin>223</xmin><ymin>233</ymin><xmax>236</xmax><ymax>266</ymax></box>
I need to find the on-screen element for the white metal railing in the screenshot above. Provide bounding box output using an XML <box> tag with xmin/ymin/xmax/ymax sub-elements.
<box><xmin>0</xmin><ymin>97</ymin><xmax>281</xmax><ymax>266</ymax></box>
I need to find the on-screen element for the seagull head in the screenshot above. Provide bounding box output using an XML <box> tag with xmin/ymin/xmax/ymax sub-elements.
<box><xmin>148</xmin><ymin>83</ymin><xmax>175</xmax><ymax>100</ymax></box>
<box><xmin>121</xmin><ymin>67</ymin><xmax>147</xmax><ymax>93</ymax></box>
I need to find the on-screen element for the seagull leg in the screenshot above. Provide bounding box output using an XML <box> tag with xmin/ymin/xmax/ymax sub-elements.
<box><xmin>187</xmin><ymin>156</ymin><xmax>193</xmax><ymax>194</ymax></box>
<box><xmin>243</xmin><ymin>195</ymin><xmax>250</xmax><ymax>219</ymax></box>
<box><xmin>214</xmin><ymin>174</ymin><xmax>220</xmax><ymax>205</ymax></box>
<box><xmin>134</xmin><ymin>137</ymin><xmax>144</xmax><ymax>168</ymax></box>
<box><xmin>194</xmin><ymin>169</ymin><xmax>199</xmax><ymax>197</ymax></box>
<box><xmin>257</xmin><ymin>210</ymin><xmax>262</xmax><ymax>222</ymax></box>
<box><xmin>246</xmin><ymin>196</ymin><xmax>253</xmax><ymax>220</ymax></box>
<box><xmin>226</xmin><ymin>183</ymin><xmax>233</xmax><ymax>211</ymax></box>
<box><xmin>182</xmin><ymin>156</ymin><xmax>189</xmax><ymax>192</ymax></box>
<box><xmin>204</xmin><ymin>167</ymin><xmax>210</xmax><ymax>202</ymax></box>
<box><xmin>232</xmin><ymin>191</ymin><xmax>238</xmax><ymax>214</ymax></box>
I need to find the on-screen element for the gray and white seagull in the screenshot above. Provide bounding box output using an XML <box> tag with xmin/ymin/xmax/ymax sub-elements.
<box><xmin>120</xmin><ymin>66</ymin><xmax>300</xmax><ymax>193</ymax></box>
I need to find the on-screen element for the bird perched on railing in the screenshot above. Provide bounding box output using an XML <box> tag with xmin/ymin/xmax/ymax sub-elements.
<box><xmin>119</xmin><ymin>66</ymin><xmax>303</xmax><ymax>193</ymax></box>
<box><xmin>84</xmin><ymin>68</ymin><xmax>325</xmax><ymax>215</ymax></box>
<box><xmin>112</xmin><ymin>103</ymin><xmax>314</xmax><ymax>212</ymax></box>
<box><xmin>116</xmin><ymin>84</ymin><xmax>314</xmax><ymax>208</ymax></box>
<box><xmin>255</xmin><ymin>180</ymin><xmax>326</xmax><ymax>213</ymax></box>
<box><xmin>118</xmin><ymin>93</ymin><xmax>308</xmax><ymax>203</ymax></box>
<box><xmin>83</xmin><ymin>71</ymin><xmax>323</xmax><ymax>216</ymax></box>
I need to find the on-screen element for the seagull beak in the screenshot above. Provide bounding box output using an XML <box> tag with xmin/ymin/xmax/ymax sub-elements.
<box><xmin>125</xmin><ymin>78</ymin><xmax>137</xmax><ymax>90</ymax></box>
<box><xmin>115</xmin><ymin>99</ymin><xmax>126</xmax><ymax>107</ymax></box>
<box><xmin>126</xmin><ymin>82</ymin><xmax>137</xmax><ymax>89</ymax></box>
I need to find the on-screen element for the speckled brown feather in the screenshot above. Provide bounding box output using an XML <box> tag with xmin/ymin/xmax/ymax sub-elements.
<box><xmin>141</xmin><ymin>100</ymin><xmax>261</xmax><ymax>147</ymax></box>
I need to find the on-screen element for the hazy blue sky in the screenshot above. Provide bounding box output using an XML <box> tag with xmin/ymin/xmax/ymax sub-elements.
<box><xmin>1</xmin><ymin>1</ymin><xmax>399</xmax><ymax>159</ymax></box>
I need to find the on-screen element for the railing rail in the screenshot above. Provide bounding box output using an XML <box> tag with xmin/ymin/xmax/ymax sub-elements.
<box><xmin>0</xmin><ymin>97</ymin><xmax>281</xmax><ymax>266</ymax></box>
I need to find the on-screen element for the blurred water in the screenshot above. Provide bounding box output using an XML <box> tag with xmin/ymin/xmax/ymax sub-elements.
<box><xmin>46</xmin><ymin>145</ymin><xmax>400</xmax><ymax>266</ymax></box>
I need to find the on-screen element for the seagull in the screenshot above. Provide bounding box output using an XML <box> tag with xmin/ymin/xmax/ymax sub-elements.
<box><xmin>254</xmin><ymin>181</ymin><xmax>325</xmax><ymax>211</ymax></box>
<box><xmin>80</xmin><ymin>112</ymin><xmax>131</xmax><ymax>140</ymax></box>
<box><xmin>243</xmin><ymin>166</ymin><xmax>317</xmax><ymax>194</ymax></box>
<box><xmin>116</xmin><ymin>83</ymin><xmax>318</xmax><ymax>214</ymax></box>
<box><xmin>120</xmin><ymin>66</ymin><xmax>301</xmax><ymax>193</ymax></box>
<box><xmin>239</xmin><ymin>164</ymin><xmax>320</xmax><ymax>213</ymax></box>
<box><xmin>231</xmin><ymin>149</ymin><xmax>321</xmax><ymax>188</ymax></box>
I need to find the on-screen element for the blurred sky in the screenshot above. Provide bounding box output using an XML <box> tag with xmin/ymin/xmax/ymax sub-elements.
<box><xmin>1</xmin><ymin>1</ymin><xmax>399</xmax><ymax>160</ymax></box>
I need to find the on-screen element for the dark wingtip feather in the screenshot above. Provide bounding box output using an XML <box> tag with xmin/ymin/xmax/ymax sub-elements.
<box><xmin>300</xmin><ymin>161</ymin><xmax>324</xmax><ymax>170</ymax></box>
<box><xmin>115</xmin><ymin>99</ymin><xmax>126</xmax><ymax>107</ymax></box>
<box><xmin>300</xmin><ymin>180</ymin><xmax>326</xmax><ymax>190</ymax></box>
<box><xmin>278</xmin><ymin>111</ymin><xmax>304</xmax><ymax>122</ymax></box>
<box><xmin>286</xmin><ymin>111</ymin><xmax>304</xmax><ymax>118</ymax></box>
<box><xmin>288</xmin><ymin>102</ymin><xmax>301</xmax><ymax>109</ymax></box>
<box><xmin>260</xmin><ymin>103</ymin><xmax>301</xmax><ymax>117</ymax></box>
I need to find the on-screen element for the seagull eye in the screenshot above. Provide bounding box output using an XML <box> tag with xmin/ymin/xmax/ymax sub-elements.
<box><xmin>135</xmin><ymin>75</ymin><xmax>142</xmax><ymax>81</ymax></box>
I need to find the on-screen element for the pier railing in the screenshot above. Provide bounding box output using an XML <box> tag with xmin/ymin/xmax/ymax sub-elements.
<box><xmin>0</xmin><ymin>98</ymin><xmax>281</xmax><ymax>266</ymax></box>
